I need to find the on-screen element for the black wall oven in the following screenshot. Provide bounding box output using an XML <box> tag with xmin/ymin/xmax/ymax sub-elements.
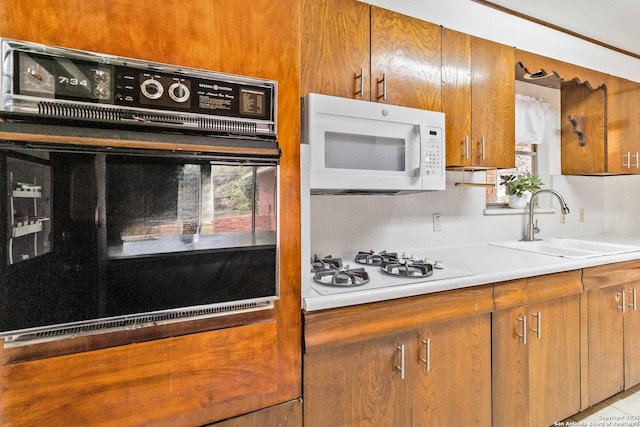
<box><xmin>0</xmin><ymin>39</ymin><xmax>280</xmax><ymax>345</ymax></box>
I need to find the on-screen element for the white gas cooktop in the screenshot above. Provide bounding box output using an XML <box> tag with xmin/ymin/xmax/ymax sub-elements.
<box><xmin>309</xmin><ymin>255</ymin><xmax>475</xmax><ymax>296</ymax></box>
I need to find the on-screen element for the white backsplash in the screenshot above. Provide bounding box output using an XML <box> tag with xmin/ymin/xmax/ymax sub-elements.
<box><xmin>309</xmin><ymin>172</ymin><xmax>610</xmax><ymax>256</ymax></box>
<box><xmin>604</xmin><ymin>174</ymin><xmax>640</xmax><ymax>235</ymax></box>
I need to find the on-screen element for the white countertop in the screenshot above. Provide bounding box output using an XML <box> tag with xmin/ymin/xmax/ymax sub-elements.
<box><xmin>302</xmin><ymin>234</ymin><xmax>640</xmax><ymax>312</ymax></box>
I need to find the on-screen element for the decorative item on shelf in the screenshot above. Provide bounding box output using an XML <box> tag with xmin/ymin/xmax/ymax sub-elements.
<box><xmin>567</xmin><ymin>114</ymin><xmax>586</xmax><ymax>146</ymax></box>
<box><xmin>500</xmin><ymin>173</ymin><xmax>544</xmax><ymax>208</ymax></box>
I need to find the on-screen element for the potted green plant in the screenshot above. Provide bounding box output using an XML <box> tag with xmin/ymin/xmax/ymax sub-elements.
<box><xmin>500</xmin><ymin>173</ymin><xmax>544</xmax><ymax>208</ymax></box>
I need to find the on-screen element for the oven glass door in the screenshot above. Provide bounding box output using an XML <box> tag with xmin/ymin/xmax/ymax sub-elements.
<box><xmin>0</xmin><ymin>147</ymin><xmax>278</xmax><ymax>337</ymax></box>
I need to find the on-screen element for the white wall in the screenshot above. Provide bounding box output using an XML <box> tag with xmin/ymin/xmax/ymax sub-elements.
<box><xmin>361</xmin><ymin>0</ymin><xmax>640</xmax><ymax>82</ymax></box>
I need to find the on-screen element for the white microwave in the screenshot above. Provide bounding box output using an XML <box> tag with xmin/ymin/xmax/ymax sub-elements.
<box><xmin>302</xmin><ymin>93</ymin><xmax>445</xmax><ymax>194</ymax></box>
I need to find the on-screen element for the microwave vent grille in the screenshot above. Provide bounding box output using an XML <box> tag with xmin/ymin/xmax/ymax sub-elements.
<box><xmin>4</xmin><ymin>300</ymin><xmax>270</xmax><ymax>346</ymax></box>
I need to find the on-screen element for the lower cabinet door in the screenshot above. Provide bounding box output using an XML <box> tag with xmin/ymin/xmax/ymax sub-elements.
<box><xmin>303</xmin><ymin>332</ymin><xmax>412</xmax><ymax>427</ymax></box>
<box><xmin>624</xmin><ymin>284</ymin><xmax>640</xmax><ymax>389</ymax></box>
<box><xmin>493</xmin><ymin>295</ymin><xmax>580</xmax><ymax>427</ymax></box>
<box><xmin>528</xmin><ymin>295</ymin><xmax>580</xmax><ymax>427</ymax></box>
<box><xmin>413</xmin><ymin>314</ymin><xmax>492</xmax><ymax>427</ymax></box>
<box><xmin>588</xmin><ymin>285</ymin><xmax>625</xmax><ymax>405</ymax></box>
<box><xmin>492</xmin><ymin>305</ymin><xmax>529</xmax><ymax>427</ymax></box>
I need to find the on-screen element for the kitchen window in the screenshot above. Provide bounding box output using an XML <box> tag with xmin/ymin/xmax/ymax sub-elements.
<box><xmin>487</xmin><ymin>91</ymin><xmax>549</xmax><ymax>207</ymax></box>
<box><xmin>486</xmin><ymin>143</ymin><xmax>537</xmax><ymax>205</ymax></box>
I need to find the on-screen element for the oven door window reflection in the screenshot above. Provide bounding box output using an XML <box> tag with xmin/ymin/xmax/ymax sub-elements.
<box><xmin>6</xmin><ymin>155</ymin><xmax>52</xmax><ymax>265</ymax></box>
<box><xmin>106</xmin><ymin>159</ymin><xmax>277</xmax><ymax>259</ymax></box>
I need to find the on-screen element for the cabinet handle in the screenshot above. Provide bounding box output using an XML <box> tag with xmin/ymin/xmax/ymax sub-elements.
<box><xmin>463</xmin><ymin>135</ymin><xmax>470</xmax><ymax>159</ymax></box>
<box><xmin>530</xmin><ymin>311</ymin><xmax>541</xmax><ymax>339</ymax></box>
<box><xmin>517</xmin><ymin>315</ymin><xmax>527</xmax><ymax>345</ymax></box>
<box><xmin>420</xmin><ymin>338</ymin><xmax>431</xmax><ymax>372</ymax></box>
<box><xmin>355</xmin><ymin>68</ymin><xmax>364</xmax><ymax>96</ymax></box>
<box><xmin>623</xmin><ymin>152</ymin><xmax>631</xmax><ymax>168</ymax></box>
<box><xmin>616</xmin><ymin>291</ymin><xmax>627</xmax><ymax>313</ymax></box>
<box><xmin>635</xmin><ymin>152</ymin><xmax>640</xmax><ymax>169</ymax></box>
<box><xmin>627</xmin><ymin>289</ymin><xmax>637</xmax><ymax>311</ymax></box>
<box><xmin>478</xmin><ymin>136</ymin><xmax>486</xmax><ymax>160</ymax></box>
<box><xmin>378</xmin><ymin>73</ymin><xmax>387</xmax><ymax>101</ymax></box>
<box><xmin>396</xmin><ymin>344</ymin><xmax>405</xmax><ymax>379</ymax></box>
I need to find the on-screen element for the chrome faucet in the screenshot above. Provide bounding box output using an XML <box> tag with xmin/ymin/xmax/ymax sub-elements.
<box><xmin>523</xmin><ymin>189</ymin><xmax>570</xmax><ymax>241</ymax></box>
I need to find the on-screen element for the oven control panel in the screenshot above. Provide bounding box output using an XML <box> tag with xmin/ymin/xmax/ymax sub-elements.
<box><xmin>1</xmin><ymin>38</ymin><xmax>277</xmax><ymax>137</ymax></box>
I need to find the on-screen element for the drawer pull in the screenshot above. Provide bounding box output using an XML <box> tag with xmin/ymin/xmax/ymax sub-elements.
<box><xmin>378</xmin><ymin>73</ymin><xmax>387</xmax><ymax>100</ymax></box>
<box><xmin>420</xmin><ymin>338</ymin><xmax>431</xmax><ymax>372</ymax></box>
<box><xmin>517</xmin><ymin>315</ymin><xmax>527</xmax><ymax>345</ymax></box>
<box><xmin>463</xmin><ymin>135</ymin><xmax>470</xmax><ymax>159</ymax></box>
<box><xmin>355</xmin><ymin>68</ymin><xmax>364</xmax><ymax>96</ymax></box>
<box><xmin>530</xmin><ymin>311</ymin><xmax>541</xmax><ymax>339</ymax></box>
<box><xmin>616</xmin><ymin>291</ymin><xmax>627</xmax><ymax>313</ymax></box>
<box><xmin>479</xmin><ymin>136</ymin><xmax>486</xmax><ymax>160</ymax></box>
<box><xmin>627</xmin><ymin>289</ymin><xmax>637</xmax><ymax>311</ymax></box>
<box><xmin>396</xmin><ymin>344</ymin><xmax>405</xmax><ymax>379</ymax></box>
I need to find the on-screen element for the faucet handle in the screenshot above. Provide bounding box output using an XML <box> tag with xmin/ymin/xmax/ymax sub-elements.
<box><xmin>533</xmin><ymin>220</ymin><xmax>540</xmax><ymax>235</ymax></box>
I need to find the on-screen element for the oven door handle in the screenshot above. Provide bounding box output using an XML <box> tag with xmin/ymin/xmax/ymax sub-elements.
<box><xmin>413</xmin><ymin>123</ymin><xmax>426</xmax><ymax>178</ymax></box>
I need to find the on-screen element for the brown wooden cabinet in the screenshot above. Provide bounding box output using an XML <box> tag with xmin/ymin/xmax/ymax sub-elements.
<box><xmin>301</xmin><ymin>0</ymin><xmax>442</xmax><ymax>111</ymax></box>
<box><xmin>560</xmin><ymin>80</ymin><xmax>608</xmax><ymax>175</ymax></box>
<box><xmin>303</xmin><ymin>286</ymin><xmax>494</xmax><ymax>427</ymax></box>
<box><xmin>304</xmin><ymin>331</ymin><xmax>412</xmax><ymax>426</ymax></box>
<box><xmin>606</xmin><ymin>76</ymin><xmax>640</xmax><ymax>174</ymax></box>
<box><xmin>492</xmin><ymin>271</ymin><xmax>582</xmax><ymax>427</ymax></box>
<box><xmin>301</xmin><ymin>0</ymin><xmax>370</xmax><ymax>100</ymax></box>
<box><xmin>442</xmin><ymin>29</ymin><xmax>515</xmax><ymax>169</ymax></box>
<box><xmin>412</xmin><ymin>315</ymin><xmax>492</xmax><ymax>427</ymax></box>
<box><xmin>582</xmin><ymin>261</ymin><xmax>640</xmax><ymax>407</ymax></box>
<box><xmin>304</xmin><ymin>316</ymin><xmax>491</xmax><ymax>427</ymax></box>
<box><xmin>515</xmin><ymin>49</ymin><xmax>640</xmax><ymax>175</ymax></box>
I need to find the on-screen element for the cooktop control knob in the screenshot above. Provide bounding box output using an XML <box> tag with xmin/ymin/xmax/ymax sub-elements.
<box><xmin>168</xmin><ymin>82</ymin><xmax>190</xmax><ymax>103</ymax></box>
<box><xmin>140</xmin><ymin>78</ymin><xmax>164</xmax><ymax>100</ymax></box>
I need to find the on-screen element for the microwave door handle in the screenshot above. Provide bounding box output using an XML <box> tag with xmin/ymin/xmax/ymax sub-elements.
<box><xmin>414</xmin><ymin>123</ymin><xmax>426</xmax><ymax>177</ymax></box>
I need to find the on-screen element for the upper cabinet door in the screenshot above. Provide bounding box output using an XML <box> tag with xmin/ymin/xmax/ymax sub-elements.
<box><xmin>301</xmin><ymin>0</ymin><xmax>442</xmax><ymax>110</ymax></box>
<box><xmin>471</xmin><ymin>37</ymin><xmax>515</xmax><ymax>169</ymax></box>
<box><xmin>442</xmin><ymin>29</ymin><xmax>515</xmax><ymax>169</ymax></box>
<box><xmin>442</xmin><ymin>28</ymin><xmax>472</xmax><ymax>167</ymax></box>
<box><xmin>301</xmin><ymin>0</ymin><xmax>371</xmax><ymax>99</ymax></box>
<box><xmin>560</xmin><ymin>81</ymin><xmax>607</xmax><ymax>175</ymax></box>
<box><xmin>607</xmin><ymin>76</ymin><xmax>640</xmax><ymax>175</ymax></box>
<box><xmin>370</xmin><ymin>6</ymin><xmax>442</xmax><ymax>111</ymax></box>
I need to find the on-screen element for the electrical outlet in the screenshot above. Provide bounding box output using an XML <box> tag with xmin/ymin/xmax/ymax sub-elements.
<box><xmin>433</xmin><ymin>213</ymin><xmax>442</xmax><ymax>232</ymax></box>
<box><xmin>579</xmin><ymin>208</ymin><xmax>585</xmax><ymax>222</ymax></box>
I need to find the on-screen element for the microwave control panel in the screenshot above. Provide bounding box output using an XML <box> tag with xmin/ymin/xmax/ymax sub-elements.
<box><xmin>422</xmin><ymin>127</ymin><xmax>443</xmax><ymax>177</ymax></box>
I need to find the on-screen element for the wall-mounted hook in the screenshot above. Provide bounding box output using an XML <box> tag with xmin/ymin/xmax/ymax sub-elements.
<box><xmin>567</xmin><ymin>114</ymin><xmax>586</xmax><ymax>146</ymax></box>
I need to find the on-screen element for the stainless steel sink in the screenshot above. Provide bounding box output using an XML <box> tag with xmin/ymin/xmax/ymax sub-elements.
<box><xmin>489</xmin><ymin>238</ymin><xmax>640</xmax><ymax>259</ymax></box>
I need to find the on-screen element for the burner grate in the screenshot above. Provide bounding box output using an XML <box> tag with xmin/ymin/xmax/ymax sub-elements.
<box><xmin>355</xmin><ymin>250</ymin><xmax>399</xmax><ymax>266</ymax></box>
<box><xmin>381</xmin><ymin>255</ymin><xmax>434</xmax><ymax>278</ymax></box>
<box><xmin>311</xmin><ymin>254</ymin><xmax>343</xmax><ymax>272</ymax></box>
<box><xmin>313</xmin><ymin>266</ymin><xmax>370</xmax><ymax>287</ymax></box>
